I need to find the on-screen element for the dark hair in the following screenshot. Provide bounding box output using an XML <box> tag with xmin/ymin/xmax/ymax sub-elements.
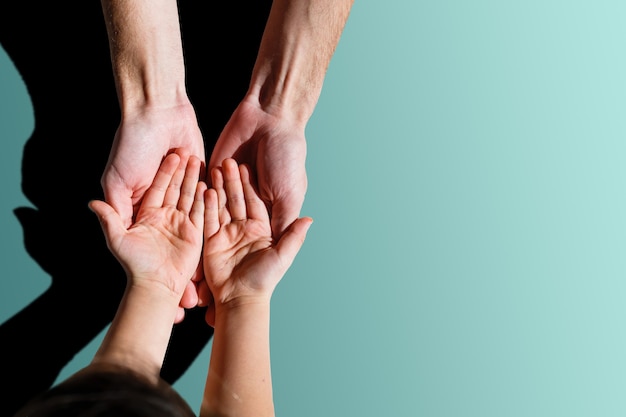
<box><xmin>14</xmin><ymin>363</ymin><xmax>196</xmax><ymax>417</ymax></box>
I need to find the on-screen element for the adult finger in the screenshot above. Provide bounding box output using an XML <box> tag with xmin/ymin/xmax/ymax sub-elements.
<box><xmin>102</xmin><ymin>179</ymin><xmax>134</xmax><ymax>229</ymax></box>
<box><xmin>270</xmin><ymin>193</ymin><xmax>306</xmax><ymax>239</ymax></box>
<box><xmin>274</xmin><ymin>217</ymin><xmax>313</xmax><ymax>269</ymax></box>
<box><xmin>88</xmin><ymin>199</ymin><xmax>126</xmax><ymax>247</ymax></box>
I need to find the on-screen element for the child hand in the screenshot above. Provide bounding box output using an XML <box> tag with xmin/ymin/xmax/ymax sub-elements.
<box><xmin>201</xmin><ymin>158</ymin><xmax>312</xmax><ymax>319</ymax></box>
<box><xmin>90</xmin><ymin>152</ymin><xmax>206</xmax><ymax>318</ymax></box>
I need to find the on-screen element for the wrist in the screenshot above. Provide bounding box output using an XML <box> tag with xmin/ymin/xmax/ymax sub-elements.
<box><xmin>127</xmin><ymin>279</ymin><xmax>184</xmax><ymax>306</ymax></box>
<box><xmin>247</xmin><ymin>15</ymin><xmax>321</xmax><ymax>125</ymax></box>
<box><xmin>214</xmin><ymin>295</ymin><xmax>272</xmax><ymax>318</ymax></box>
<box><xmin>247</xmin><ymin>56</ymin><xmax>318</xmax><ymax>126</ymax></box>
<box><xmin>116</xmin><ymin>73</ymin><xmax>190</xmax><ymax>115</ymax></box>
<box><xmin>247</xmin><ymin>0</ymin><xmax>353</xmax><ymax>124</ymax></box>
<box><xmin>239</xmin><ymin>93</ymin><xmax>309</xmax><ymax>137</ymax></box>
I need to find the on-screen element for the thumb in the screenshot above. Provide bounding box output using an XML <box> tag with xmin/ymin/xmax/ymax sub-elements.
<box><xmin>88</xmin><ymin>199</ymin><xmax>127</xmax><ymax>244</ymax></box>
<box><xmin>274</xmin><ymin>217</ymin><xmax>313</xmax><ymax>267</ymax></box>
<box><xmin>270</xmin><ymin>197</ymin><xmax>305</xmax><ymax>239</ymax></box>
<box><xmin>102</xmin><ymin>185</ymin><xmax>134</xmax><ymax>229</ymax></box>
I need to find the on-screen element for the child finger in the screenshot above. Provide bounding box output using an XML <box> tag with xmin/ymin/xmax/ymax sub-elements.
<box><xmin>178</xmin><ymin>156</ymin><xmax>202</xmax><ymax>214</ymax></box>
<box><xmin>204</xmin><ymin>188</ymin><xmax>220</xmax><ymax>238</ymax></box>
<box><xmin>142</xmin><ymin>153</ymin><xmax>180</xmax><ymax>208</ymax></box>
<box><xmin>222</xmin><ymin>158</ymin><xmax>246</xmax><ymax>222</ymax></box>
<box><xmin>190</xmin><ymin>180</ymin><xmax>207</xmax><ymax>230</ymax></box>
<box><xmin>211</xmin><ymin>166</ymin><xmax>230</xmax><ymax>225</ymax></box>
<box><xmin>163</xmin><ymin>151</ymin><xmax>189</xmax><ymax>208</ymax></box>
<box><xmin>240</xmin><ymin>164</ymin><xmax>268</xmax><ymax>222</ymax></box>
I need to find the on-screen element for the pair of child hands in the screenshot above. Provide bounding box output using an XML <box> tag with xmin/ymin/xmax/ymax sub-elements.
<box><xmin>89</xmin><ymin>152</ymin><xmax>312</xmax><ymax>326</ymax></box>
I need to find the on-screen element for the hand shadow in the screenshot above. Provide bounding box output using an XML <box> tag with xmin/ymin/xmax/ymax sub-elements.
<box><xmin>0</xmin><ymin>1</ymin><xmax>271</xmax><ymax>416</ymax></box>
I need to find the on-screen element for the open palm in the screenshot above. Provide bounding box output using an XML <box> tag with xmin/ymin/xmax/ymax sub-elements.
<box><xmin>203</xmin><ymin>158</ymin><xmax>311</xmax><ymax>308</ymax></box>
<box><xmin>91</xmin><ymin>152</ymin><xmax>205</xmax><ymax>305</ymax></box>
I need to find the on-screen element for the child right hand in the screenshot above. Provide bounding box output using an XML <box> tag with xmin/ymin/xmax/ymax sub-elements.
<box><xmin>200</xmin><ymin>158</ymin><xmax>312</xmax><ymax>323</ymax></box>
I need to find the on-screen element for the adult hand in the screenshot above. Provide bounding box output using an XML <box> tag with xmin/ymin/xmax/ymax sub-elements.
<box><xmin>208</xmin><ymin>98</ymin><xmax>307</xmax><ymax>239</ymax></box>
<box><xmin>101</xmin><ymin>103</ymin><xmax>206</xmax><ymax>229</ymax></box>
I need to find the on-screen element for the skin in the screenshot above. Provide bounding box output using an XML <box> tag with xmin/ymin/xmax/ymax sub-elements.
<box><xmin>208</xmin><ymin>0</ymin><xmax>354</xmax><ymax>238</ymax></box>
<box><xmin>200</xmin><ymin>158</ymin><xmax>312</xmax><ymax>417</ymax></box>
<box><xmin>90</xmin><ymin>151</ymin><xmax>206</xmax><ymax>379</ymax></box>
<box><xmin>99</xmin><ymin>1</ymin><xmax>206</xmax><ymax>311</ymax></box>
<box><xmin>87</xmin><ymin>154</ymin><xmax>311</xmax><ymax>416</ymax></box>
<box><xmin>99</xmin><ymin>0</ymin><xmax>206</xmax><ymax>230</ymax></box>
<box><xmin>99</xmin><ymin>1</ymin><xmax>353</xmax><ymax>308</ymax></box>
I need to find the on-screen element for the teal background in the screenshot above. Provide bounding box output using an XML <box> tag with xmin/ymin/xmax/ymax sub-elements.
<box><xmin>3</xmin><ymin>1</ymin><xmax>626</xmax><ymax>415</ymax></box>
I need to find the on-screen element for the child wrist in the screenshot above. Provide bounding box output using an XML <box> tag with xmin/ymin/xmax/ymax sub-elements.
<box><xmin>215</xmin><ymin>294</ymin><xmax>272</xmax><ymax>313</ymax></box>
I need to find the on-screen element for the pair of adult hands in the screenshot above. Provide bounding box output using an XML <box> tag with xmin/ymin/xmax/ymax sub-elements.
<box><xmin>100</xmin><ymin>96</ymin><xmax>308</xmax><ymax>322</ymax></box>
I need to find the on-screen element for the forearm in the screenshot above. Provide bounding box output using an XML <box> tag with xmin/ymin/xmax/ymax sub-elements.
<box><xmin>100</xmin><ymin>0</ymin><xmax>187</xmax><ymax>112</ymax></box>
<box><xmin>201</xmin><ymin>301</ymin><xmax>274</xmax><ymax>417</ymax></box>
<box><xmin>248</xmin><ymin>0</ymin><xmax>354</xmax><ymax>125</ymax></box>
<box><xmin>92</xmin><ymin>283</ymin><xmax>180</xmax><ymax>384</ymax></box>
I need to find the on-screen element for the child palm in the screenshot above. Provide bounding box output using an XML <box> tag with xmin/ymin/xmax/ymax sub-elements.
<box><xmin>90</xmin><ymin>153</ymin><xmax>205</xmax><ymax>299</ymax></box>
<box><xmin>203</xmin><ymin>158</ymin><xmax>311</xmax><ymax>307</ymax></box>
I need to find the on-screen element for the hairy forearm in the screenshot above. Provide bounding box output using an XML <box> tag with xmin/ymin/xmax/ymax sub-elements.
<box><xmin>248</xmin><ymin>0</ymin><xmax>354</xmax><ymax>124</ymax></box>
<box><xmin>201</xmin><ymin>302</ymin><xmax>274</xmax><ymax>417</ymax></box>
<box><xmin>92</xmin><ymin>283</ymin><xmax>180</xmax><ymax>384</ymax></box>
<box><xmin>100</xmin><ymin>0</ymin><xmax>187</xmax><ymax>112</ymax></box>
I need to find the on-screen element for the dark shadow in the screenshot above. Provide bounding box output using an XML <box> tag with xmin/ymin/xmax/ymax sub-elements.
<box><xmin>0</xmin><ymin>1</ymin><xmax>271</xmax><ymax>416</ymax></box>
